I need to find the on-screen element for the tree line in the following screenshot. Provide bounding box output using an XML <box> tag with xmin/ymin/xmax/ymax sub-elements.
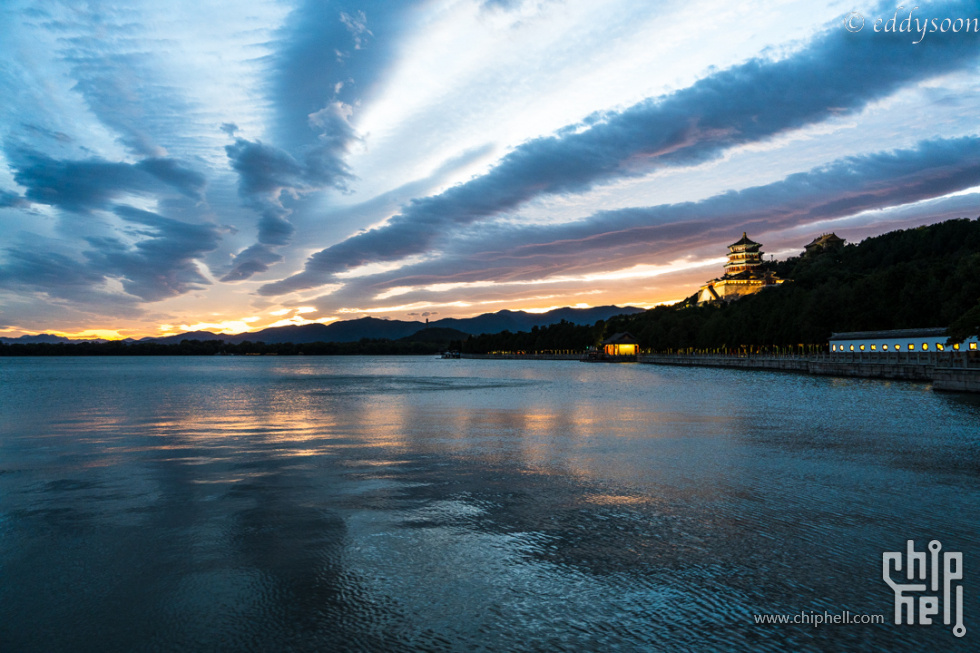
<box><xmin>458</xmin><ymin>320</ymin><xmax>600</xmax><ymax>355</ymax></box>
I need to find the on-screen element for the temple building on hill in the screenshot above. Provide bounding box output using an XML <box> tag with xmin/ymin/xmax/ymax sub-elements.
<box><xmin>696</xmin><ymin>233</ymin><xmax>784</xmax><ymax>303</ymax></box>
<box><xmin>803</xmin><ymin>232</ymin><xmax>845</xmax><ymax>257</ymax></box>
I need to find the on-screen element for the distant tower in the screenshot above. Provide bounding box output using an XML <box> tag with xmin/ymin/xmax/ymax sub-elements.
<box><xmin>724</xmin><ymin>233</ymin><xmax>763</xmax><ymax>275</ymax></box>
<box><xmin>695</xmin><ymin>232</ymin><xmax>783</xmax><ymax>303</ymax></box>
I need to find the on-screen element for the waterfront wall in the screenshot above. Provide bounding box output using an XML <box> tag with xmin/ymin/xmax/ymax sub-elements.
<box><xmin>637</xmin><ymin>353</ymin><xmax>980</xmax><ymax>393</ymax></box>
<box><xmin>461</xmin><ymin>353</ymin><xmax>583</xmax><ymax>360</ymax></box>
<box><xmin>639</xmin><ymin>354</ymin><xmax>809</xmax><ymax>373</ymax></box>
<box><xmin>932</xmin><ymin>368</ymin><xmax>980</xmax><ymax>393</ymax></box>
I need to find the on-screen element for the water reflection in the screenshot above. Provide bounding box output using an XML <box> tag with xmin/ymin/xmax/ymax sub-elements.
<box><xmin>0</xmin><ymin>356</ymin><xmax>977</xmax><ymax>651</ymax></box>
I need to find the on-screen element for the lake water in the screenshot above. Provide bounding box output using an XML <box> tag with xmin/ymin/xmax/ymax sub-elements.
<box><xmin>1</xmin><ymin>356</ymin><xmax>978</xmax><ymax>651</ymax></box>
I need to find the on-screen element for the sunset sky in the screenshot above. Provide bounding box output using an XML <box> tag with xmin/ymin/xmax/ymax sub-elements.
<box><xmin>1</xmin><ymin>0</ymin><xmax>979</xmax><ymax>339</ymax></box>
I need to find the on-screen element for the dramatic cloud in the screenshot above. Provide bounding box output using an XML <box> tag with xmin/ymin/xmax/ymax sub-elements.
<box><xmin>0</xmin><ymin>190</ymin><xmax>29</xmax><ymax>208</ymax></box>
<box><xmin>263</xmin><ymin>1</ymin><xmax>980</xmax><ymax>295</ymax></box>
<box><xmin>85</xmin><ymin>206</ymin><xmax>221</xmax><ymax>301</ymax></box>
<box><xmin>270</xmin><ymin>0</ymin><xmax>418</xmax><ymax>149</ymax></box>
<box><xmin>2</xmin><ymin>0</ymin><xmax>979</xmax><ymax>335</ymax></box>
<box><xmin>9</xmin><ymin>151</ymin><xmax>205</xmax><ymax>212</ymax></box>
<box><xmin>221</xmin><ymin>133</ymin><xmax>354</xmax><ymax>280</ymax></box>
<box><xmin>220</xmin><ymin>0</ymin><xmax>422</xmax><ymax>282</ymax></box>
<box><xmin>0</xmin><ymin>249</ymin><xmax>109</xmax><ymax>300</ymax></box>
<box><xmin>485</xmin><ymin>137</ymin><xmax>980</xmax><ymax>263</ymax></box>
<box><xmin>318</xmin><ymin>136</ymin><xmax>980</xmax><ymax>306</ymax></box>
<box><xmin>0</xmin><ymin>205</ymin><xmax>221</xmax><ymax>303</ymax></box>
<box><xmin>220</xmin><ymin>243</ymin><xmax>287</xmax><ymax>283</ymax></box>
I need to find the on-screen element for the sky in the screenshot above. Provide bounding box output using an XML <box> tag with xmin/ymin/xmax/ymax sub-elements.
<box><xmin>1</xmin><ymin>0</ymin><xmax>979</xmax><ymax>339</ymax></box>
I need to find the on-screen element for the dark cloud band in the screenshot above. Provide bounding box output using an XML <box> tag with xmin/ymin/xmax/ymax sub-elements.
<box><xmin>9</xmin><ymin>151</ymin><xmax>205</xmax><ymax>212</ymax></box>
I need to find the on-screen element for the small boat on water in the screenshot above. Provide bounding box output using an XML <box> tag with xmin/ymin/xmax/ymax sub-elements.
<box><xmin>441</xmin><ymin>350</ymin><xmax>461</xmax><ymax>359</ymax></box>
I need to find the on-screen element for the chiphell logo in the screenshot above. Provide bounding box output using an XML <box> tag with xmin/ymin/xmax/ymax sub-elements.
<box><xmin>883</xmin><ymin>539</ymin><xmax>965</xmax><ymax>637</ymax></box>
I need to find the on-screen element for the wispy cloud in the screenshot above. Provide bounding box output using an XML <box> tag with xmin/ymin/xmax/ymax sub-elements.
<box><xmin>220</xmin><ymin>0</ymin><xmax>422</xmax><ymax>281</ymax></box>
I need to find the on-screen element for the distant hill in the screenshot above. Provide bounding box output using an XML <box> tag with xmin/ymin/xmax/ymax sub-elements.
<box><xmin>145</xmin><ymin>305</ymin><xmax>644</xmax><ymax>345</ymax></box>
<box><xmin>0</xmin><ymin>333</ymin><xmax>107</xmax><ymax>344</ymax></box>
<box><xmin>397</xmin><ymin>327</ymin><xmax>470</xmax><ymax>344</ymax></box>
<box><xmin>0</xmin><ymin>333</ymin><xmax>69</xmax><ymax>344</ymax></box>
<box><xmin>2</xmin><ymin>305</ymin><xmax>642</xmax><ymax>347</ymax></box>
<box><xmin>223</xmin><ymin>318</ymin><xmax>418</xmax><ymax>344</ymax></box>
<box><xmin>2</xmin><ymin>326</ymin><xmax>485</xmax><ymax>356</ymax></box>
<box><xmin>429</xmin><ymin>306</ymin><xmax>645</xmax><ymax>335</ymax></box>
<box><xmin>144</xmin><ymin>330</ymin><xmax>229</xmax><ymax>345</ymax></box>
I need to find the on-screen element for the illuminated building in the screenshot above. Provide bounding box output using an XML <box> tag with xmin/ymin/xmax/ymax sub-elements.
<box><xmin>829</xmin><ymin>328</ymin><xmax>980</xmax><ymax>353</ymax></box>
<box><xmin>696</xmin><ymin>233</ymin><xmax>784</xmax><ymax>303</ymax></box>
<box><xmin>602</xmin><ymin>332</ymin><xmax>639</xmax><ymax>357</ymax></box>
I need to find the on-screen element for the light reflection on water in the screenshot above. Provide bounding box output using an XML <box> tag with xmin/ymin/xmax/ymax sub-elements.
<box><xmin>1</xmin><ymin>356</ymin><xmax>978</xmax><ymax>651</ymax></box>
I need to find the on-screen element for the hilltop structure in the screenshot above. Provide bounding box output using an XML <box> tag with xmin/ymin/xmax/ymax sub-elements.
<box><xmin>803</xmin><ymin>233</ymin><xmax>845</xmax><ymax>257</ymax></box>
<box><xmin>696</xmin><ymin>233</ymin><xmax>783</xmax><ymax>303</ymax></box>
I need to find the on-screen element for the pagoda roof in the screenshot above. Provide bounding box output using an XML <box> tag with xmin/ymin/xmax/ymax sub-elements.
<box><xmin>601</xmin><ymin>332</ymin><xmax>639</xmax><ymax>345</ymax></box>
<box><xmin>729</xmin><ymin>232</ymin><xmax>760</xmax><ymax>248</ymax></box>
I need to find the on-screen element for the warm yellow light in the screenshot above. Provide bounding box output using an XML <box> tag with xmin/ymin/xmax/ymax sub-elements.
<box><xmin>55</xmin><ymin>329</ymin><xmax>125</xmax><ymax>340</ymax></box>
<box><xmin>179</xmin><ymin>318</ymin><xmax>260</xmax><ymax>334</ymax></box>
<box><xmin>604</xmin><ymin>343</ymin><xmax>637</xmax><ymax>356</ymax></box>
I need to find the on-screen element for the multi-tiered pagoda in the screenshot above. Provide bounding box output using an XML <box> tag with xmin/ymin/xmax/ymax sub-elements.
<box><xmin>696</xmin><ymin>233</ymin><xmax>783</xmax><ymax>303</ymax></box>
